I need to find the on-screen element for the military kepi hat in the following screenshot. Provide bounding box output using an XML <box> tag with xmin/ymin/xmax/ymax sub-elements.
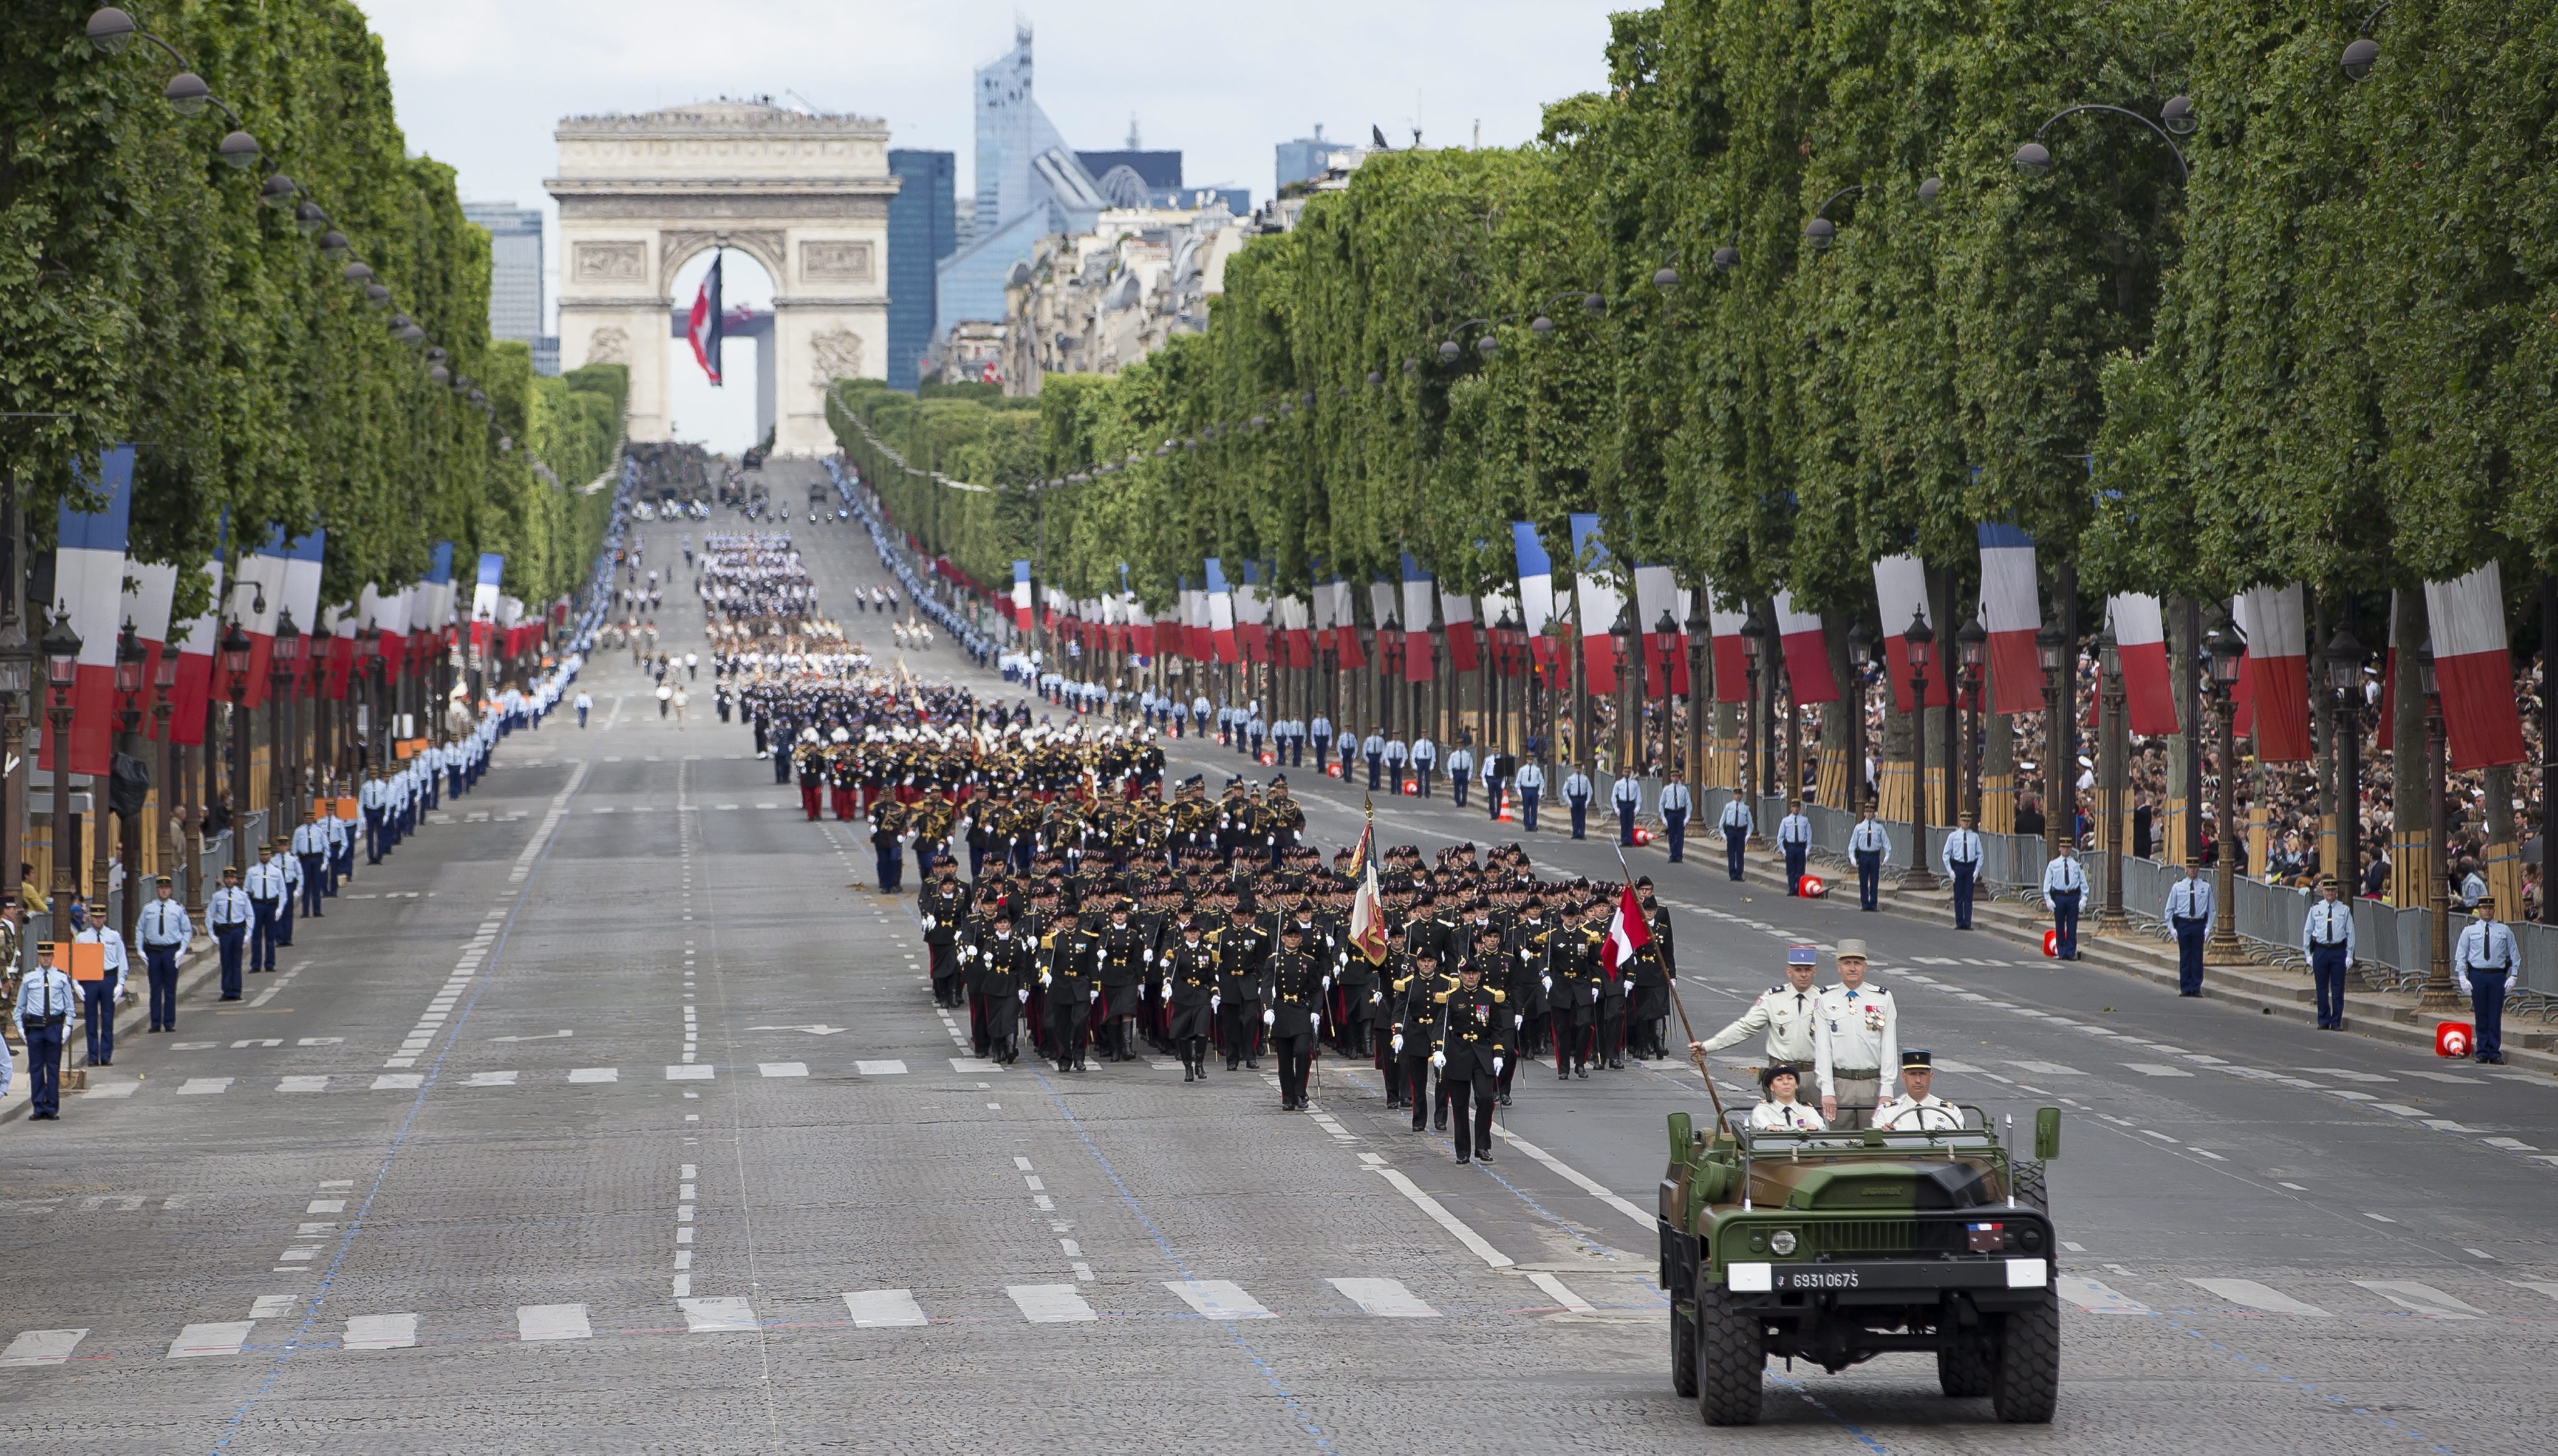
<box><xmin>1900</xmin><ymin>1048</ymin><xmax>1933</xmax><ymax>1070</ymax></box>
<box><xmin>1785</xmin><ymin>945</ymin><xmax>1819</xmax><ymax>966</ymax></box>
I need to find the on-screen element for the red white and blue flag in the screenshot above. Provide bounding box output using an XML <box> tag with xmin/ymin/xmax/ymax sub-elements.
<box><xmin>1604</xmin><ymin>880</ymin><xmax>1652</xmax><ymax>978</ymax></box>
<box><xmin>46</xmin><ymin>445</ymin><xmax>134</xmax><ymax>775</ymax></box>
<box><xmin>2424</xmin><ymin>564</ymin><xmax>2527</xmax><ymax>770</ymax></box>
<box><xmin>687</xmin><ymin>253</ymin><xmax>725</xmax><ymax>385</ymax></box>
<box><xmin>1348</xmin><ymin>812</ymin><xmax>1390</xmax><ymax>966</ymax></box>
<box><xmin>1977</xmin><ymin>523</ymin><xmax>2046</xmax><ymax>714</ymax></box>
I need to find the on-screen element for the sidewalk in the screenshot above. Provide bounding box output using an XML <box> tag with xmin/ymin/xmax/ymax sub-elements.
<box><xmin>1</xmin><ymin>931</ymin><xmax>228</xmax><ymax>1123</ymax></box>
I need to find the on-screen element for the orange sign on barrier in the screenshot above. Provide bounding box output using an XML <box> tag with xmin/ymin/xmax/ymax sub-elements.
<box><xmin>335</xmin><ymin>797</ymin><xmax>361</xmax><ymax>820</ymax></box>
<box><xmin>65</xmin><ymin>941</ymin><xmax>107</xmax><ymax>982</ymax></box>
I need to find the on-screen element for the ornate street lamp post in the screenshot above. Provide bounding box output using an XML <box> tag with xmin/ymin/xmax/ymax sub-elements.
<box><xmin>269</xmin><ymin>610</ymin><xmax>301</xmax><ymax>835</ymax></box>
<box><xmin>1686</xmin><ymin>601</ymin><xmax>1711</xmax><ymax>789</ymax></box>
<box><xmin>2323</xmin><ymin>626</ymin><xmax>2367</xmax><ymax>901</ymax></box>
<box><xmin>113</xmin><ymin>622</ymin><xmax>147</xmax><ymax>943</ymax></box>
<box><xmin>1738</xmin><ymin>607</ymin><xmax>1765</xmax><ymax>814</ymax></box>
<box><xmin>1957</xmin><ymin>614</ymin><xmax>1987</xmax><ymax>821</ymax></box>
<box><xmin>1610</xmin><ymin>606</ymin><xmax>1638</xmax><ymax>779</ymax></box>
<box><xmin>42</xmin><ymin>612</ymin><xmax>82</xmax><ymax>923</ymax></box>
<box><xmin>2205</xmin><ymin>626</ymin><xmax>2248</xmax><ymax>965</ymax></box>
<box><xmin>2415</xmin><ymin>642</ymin><xmax>2463</xmax><ymax>1011</ymax></box>
<box><xmin>1844</xmin><ymin>620</ymin><xmax>1874</xmax><ymax>812</ymax></box>
<box><xmin>1655</xmin><ymin>609</ymin><xmax>1681</xmax><ymax>783</ymax></box>
<box><xmin>2037</xmin><ymin>614</ymin><xmax>2071</xmax><ymax>861</ymax></box>
<box><xmin>2095</xmin><ymin>626</ymin><xmax>2130</xmax><ymax>935</ymax></box>
<box><xmin>1902</xmin><ymin>609</ymin><xmax>1940</xmax><ymax>893</ymax></box>
<box><xmin>220</xmin><ymin>621</ymin><xmax>250</xmax><ymax>872</ymax></box>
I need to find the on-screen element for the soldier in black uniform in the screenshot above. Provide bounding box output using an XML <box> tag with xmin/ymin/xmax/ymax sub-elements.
<box><xmin>1473</xmin><ymin>921</ymin><xmax>1531</xmax><ymax>1105</ymax></box>
<box><xmin>869</xmin><ymin>797</ymin><xmax>908</xmax><ymax>892</ymax></box>
<box><xmin>1096</xmin><ymin>900</ymin><xmax>1150</xmax><ymax>1061</ymax></box>
<box><xmin>1041</xmin><ymin>907</ymin><xmax>1099</xmax><ymax>1073</ymax></box>
<box><xmin>919</xmin><ymin>861</ymin><xmax>966</xmax><ymax>1006</ymax></box>
<box><xmin>1550</xmin><ymin>898</ymin><xmax>1600</xmax><ymax>1079</ymax></box>
<box><xmin>1631</xmin><ymin>877</ymin><xmax>1676</xmax><ymax>1060</ymax></box>
<box><xmin>1267</xmin><ymin>923</ymin><xmax>1326</xmax><ymax>1110</ymax></box>
<box><xmin>1596</xmin><ymin>892</ymin><xmax>1632</xmax><ymax>1070</ymax></box>
<box><xmin>1163</xmin><ymin>918</ymin><xmax>1220</xmax><ymax>1082</ymax></box>
<box><xmin>973</xmin><ymin>907</ymin><xmax>1035</xmax><ymax>1064</ymax></box>
<box><xmin>1386</xmin><ymin>947</ymin><xmax>1447</xmax><ymax>1128</ymax></box>
<box><xmin>1215</xmin><ymin>901</ymin><xmax>1270</xmax><ymax>1071</ymax></box>
<box><xmin>1433</xmin><ymin>957</ymin><xmax>1509</xmax><ymax>1164</ymax></box>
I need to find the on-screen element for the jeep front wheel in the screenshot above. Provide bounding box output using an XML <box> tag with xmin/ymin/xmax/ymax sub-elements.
<box><xmin>1671</xmin><ymin>1302</ymin><xmax>1699</xmax><ymax>1398</ymax></box>
<box><xmin>1694</xmin><ymin>1281</ymin><xmax>1764</xmax><ymax>1425</ymax></box>
<box><xmin>1990</xmin><ymin>1289</ymin><xmax>2060</xmax><ymax>1423</ymax></box>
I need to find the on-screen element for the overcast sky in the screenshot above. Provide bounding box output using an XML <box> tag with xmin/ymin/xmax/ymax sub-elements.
<box><xmin>360</xmin><ymin>0</ymin><xmax>1633</xmax><ymax>448</ymax></box>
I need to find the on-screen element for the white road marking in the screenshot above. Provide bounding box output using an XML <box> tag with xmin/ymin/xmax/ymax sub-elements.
<box><xmin>371</xmin><ymin>1074</ymin><xmax>423</xmax><ymax>1091</ymax></box>
<box><xmin>1165</xmin><ymin>1280</ymin><xmax>1274</xmax><ymax>1320</ymax></box>
<box><xmin>177</xmin><ymin>1078</ymin><xmax>232</xmax><ymax>1095</ymax></box>
<box><xmin>1330</xmin><ymin>1277</ymin><xmax>1438</xmax><ymax>1317</ymax></box>
<box><xmin>342</xmin><ymin>1314</ymin><xmax>418</xmax><ymax>1350</ymax></box>
<box><xmin>1372</xmin><ymin>1168</ymin><xmax>1513</xmax><ymax>1268</ymax></box>
<box><xmin>2354</xmin><ymin>1281</ymin><xmax>2482</xmax><ymax>1318</ymax></box>
<box><xmin>758</xmin><ymin>1062</ymin><xmax>808</xmax><ymax>1078</ymax></box>
<box><xmin>169</xmin><ymin>1321</ymin><xmax>255</xmax><ymax>1358</ymax></box>
<box><xmin>307</xmin><ymin>1200</ymin><xmax>346</xmax><ymax>1214</ymax></box>
<box><xmin>1006</xmin><ymin>1284</ymin><xmax>1097</xmax><ymax>1323</ymax></box>
<box><xmin>249</xmin><ymin>1296</ymin><xmax>298</xmax><ymax>1319</ymax></box>
<box><xmin>1526</xmin><ymin>1272</ymin><xmax>1598</xmax><ymax>1314</ymax></box>
<box><xmin>843</xmin><ymin>1289</ymin><xmax>927</xmax><ymax>1327</ymax></box>
<box><xmin>2123</xmin><ymin>1063</ymin><xmax>2193</xmax><ymax>1078</ymax></box>
<box><xmin>665</xmin><ymin>1066</ymin><xmax>714</xmax><ymax>1081</ymax></box>
<box><xmin>2008</xmin><ymin>1061</ymin><xmax>2083</xmax><ymax>1076</ymax></box>
<box><xmin>0</xmin><ymin>1329</ymin><xmax>87</xmax><ymax>1366</ymax></box>
<box><xmin>2058</xmin><ymin>1276</ymin><xmax>2149</xmax><ymax>1314</ymax></box>
<box><xmin>464</xmin><ymin>1071</ymin><xmax>518</xmax><ymax>1087</ymax></box>
<box><xmin>678</xmin><ymin>1296</ymin><xmax>759</xmax><ymax>1332</ymax></box>
<box><xmin>1491</xmin><ymin>1128</ymin><xmax>1653</xmax><ymax>1229</ymax></box>
<box><xmin>2187</xmin><ymin>1278</ymin><xmax>2329</xmax><ymax>1316</ymax></box>
<box><xmin>568</xmin><ymin>1068</ymin><xmax>618</xmax><ymax>1083</ymax></box>
<box><xmin>516</xmin><ymin>1304</ymin><xmax>590</xmax><ymax>1341</ymax></box>
<box><xmin>854</xmin><ymin>1060</ymin><xmax>909</xmax><ymax>1075</ymax></box>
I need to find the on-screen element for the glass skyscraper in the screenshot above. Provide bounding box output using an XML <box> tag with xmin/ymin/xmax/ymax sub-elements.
<box><xmin>887</xmin><ymin>150</ymin><xmax>958</xmax><ymax>392</ymax></box>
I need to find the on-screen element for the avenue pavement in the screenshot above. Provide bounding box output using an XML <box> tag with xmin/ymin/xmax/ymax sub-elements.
<box><xmin>0</xmin><ymin>465</ymin><xmax>2545</xmax><ymax>1454</ymax></box>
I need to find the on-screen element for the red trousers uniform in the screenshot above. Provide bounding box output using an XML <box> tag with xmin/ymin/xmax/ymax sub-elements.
<box><xmin>800</xmin><ymin>782</ymin><xmax>822</xmax><ymax>819</ymax></box>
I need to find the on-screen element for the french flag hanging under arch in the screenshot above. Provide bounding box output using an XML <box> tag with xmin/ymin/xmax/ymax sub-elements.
<box><xmin>688</xmin><ymin>253</ymin><xmax>725</xmax><ymax>385</ymax></box>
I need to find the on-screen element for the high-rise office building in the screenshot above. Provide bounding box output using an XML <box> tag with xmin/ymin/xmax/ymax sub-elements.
<box><xmin>1276</xmin><ymin>126</ymin><xmax>1360</xmax><ymax>194</ymax></box>
<box><xmin>887</xmin><ymin>149</ymin><xmax>958</xmax><ymax>392</ymax></box>
<box><xmin>936</xmin><ymin>26</ymin><xmax>1108</xmax><ymax>342</ymax></box>
<box><xmin>463</xmin><ymin>200</ymin><xmax>555</xmax><ymax>372</ymax></box>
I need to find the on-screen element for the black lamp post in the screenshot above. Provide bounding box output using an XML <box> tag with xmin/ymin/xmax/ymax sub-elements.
<box><xmin>1489</xmin><ymin>611</ymin><xmax>1517</xmax><ymax>758</ymax></box>
<box><xmin>113</xmin><ymin>621</ymin><xmax>147</xmax><ymax>943</ymax></box>
<box><xmin>152</xmin><ymin>644</ymin><xmax>188</xmax><ymax>915</ymax></box>
<box><xmin>1738</xmin><ymin>607</ymin><xmax>1766</xmax><ymax>814</ymax></box>
<box><xmin>2204</xmin><ymin>625</ymin><xmax>2246</xmax><ymax>965</ymax></box>
<box><xmin>2323</xmin><ymin>626</ymin><xmax>2368</xmax><ymax>902</ymax></box>
<box><xmin>2012</xmin><ymin>98</ymin><xmax>2195</xmax><ymax>181</ymax></box>
<box><xmin>2095</xmin><ymin>626</ymin><xmax>2130</xmax><ymax>934</ymax></box>
<box><xmin>1957</xmin><ymin>614</ymin><xmax>1988</xmax><ymax>821</ymax></box>
<box><xmin>2037</xmin><ymin>614</ymin><xmax>2072</xmax><ymax>861</ymax></box>
<box><xmin>1845</xmin><ymin>619</ymin><xmax>1875</xmax><ymax>810</ymax></box>
<box><xmin>269</xmin><ymin>611</ymin><xmax>301</xmax><ymax>839</ymax></box>
<box><xmin>1902</xmin><ymin>609</ymin><xmax>1939</xmax><ymax>892</ymax></box>
<box><xmin>220</xmin><ymin>621</ymin><xmax>250</xmax><ymax>873</ymax></box>
<box><xmin>2415</xmin><ymin>641</ymin><xmax>2462</xmax><ymax>1011</ymax></box>
<box><xmin>1654</xmin><ymin>608</ymin><xmax>1681</xmax><ymax>783</ymax></box>
<box><xmin>1610</xmin><ymin>605</ymin><xmax>1638</xmax><ymax>779</ymax></box>
<box><xmin>42</xmin><ymin>612</ymin><xmax>82</xmax><ymax>919</ymax></box>
<box><xmin>1686</xmin><ymin>601</ymin><xmax>1711</xmax><ymax>789</ymax></box>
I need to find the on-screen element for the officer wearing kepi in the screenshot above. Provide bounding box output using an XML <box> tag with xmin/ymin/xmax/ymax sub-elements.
<box><xmin>1874</xmin><ymin>1050</ymin><xmax>1962</xmax><ymax>1130</ymax></box>
<box><xmin>1814</xmin><ymin>939</ymin><xmax>1899</xmax><ymax>1129</ymax></box>
<box><xmin>2302</xmin><ymin>875</ymin><xmax>2354</xmax><ymax>1030</ymax></box>
<box><xmin>15</xmin><ymin>945</ymin><xmax>77</xmax><ymax>1119</ymax></box>
<box><xmin>1717</xmin><ymin>793</ymin><xmax>1753</xmax><ymax>881</ymax></box>
<box><xmin>1431</xmin><ymin>955</ymin><xmax>1508</xmax><ymax>1165</ymax></box>
<box><xmin>207</xmin><ymin>866</ymin><xmax>251</xmax><ymax>1000</ymax></box>
<box><xmin>1692</xmin><ymin>945</ymin><xmax>1824</xmax><ymax>1088</ymax></box>
<box><xmin>2454</xmin><ymin>896</ymin><xmax>2520</xmax><ymax>1065</ymax></box>
<box><xmin>918</xmin><ymin>862</ymin><xmax>965</xmax><ymax>1007</ymax></box>
<box><xmin>2165</xmin><ymin>859</ymin><xmax>2213</xmax><ymax>995</ymax></box>
<box><xmin>1775</xmin><ymin>799</ymin><xmax>1812</xmax><ymax>894</ymax></box>
<box><xmin>136</xmin><ymin>876</ymin><xmax>193</xmax><ymax>1034</ymax></box>
<box><xmin>1266</xmin><ymin>923</ymin><xmax>1325</xmax><ymax>1110</ymax></box>
<box><xmin>1940</xmin><ymin>811</ymin><xmax>1983</xmax><ymax>928</ymax></box>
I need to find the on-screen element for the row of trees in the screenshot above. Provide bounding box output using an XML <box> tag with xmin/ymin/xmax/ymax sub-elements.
<box><xmin>834</xmin><ymin>0</ymin><xmax>2553</xmax><ymax>636</ymax></box>
<box><xmin>2</xmin><ymin>0</ymin><xmax>611</xmax><ymax>616</ymax></box>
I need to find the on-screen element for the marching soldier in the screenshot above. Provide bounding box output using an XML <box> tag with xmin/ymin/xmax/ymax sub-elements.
<box><xmin>1097</xmin><ymin>900</ymin><xmax>1151</xmax><ymax>1061</ymax></box>
<box><xmin>1214</xmin><ymin>901</ymin><xmax>1270</xmax><ymax>1071</ymax></box>
<box><xmin>1431</xmin><ymin>955</ymin><xmax>1509</xmax><ymax>1164</ymax></box>
<box><xmin>918</xmin><ymin>862</ymin><xmax>966</xmax><ymax>1007</ymax></box>
<box><xmin>1549</xmin><ymin>899</ymin><xmax>1600</xmax><ymax>1079</ymax></box>
<box><xmin>1385</xmin><ymin>947</ymin><xmax>1446</xmax><ymax>1128</ymax></box>
<box><xmin>972</xmin><ymin>906</ymin><xmax>1035</xmax><ymax>1065</ymax></box>
<box><xmin>1813</xmin><ymin>939</ymin><xmax>1898</xmax><ymax>1129</ymax></box>
<box><xmin>1040</xmin><ymin>907</ymin><xmax>1100</xmax><ymax>1073</ymax></box>
<box><xmin>868</xmin><ymin>796</ymin><xmax>909</xmax><ymax>892</ymax></box>
<box><xmin>1266</xmin><ymin>923</ymin><xmax>1325</xmax><ymax>1110</ymax></box>
<box><xmin>1163</xmin><ymin>918</ymin><xmax>1221</xmax><ymax>1081</ymax></box>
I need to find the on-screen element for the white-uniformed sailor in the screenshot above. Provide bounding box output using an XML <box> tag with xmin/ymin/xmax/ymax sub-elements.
<box><xmin>1812</xmin><ymin>938</ymin><xmax>1897</xmax><ymax>1131</ymax></box>
<box><xmin>1873</xmin><ymin>1050</ymin><xmax>1962</xmax><ymax>1131</ymax></box>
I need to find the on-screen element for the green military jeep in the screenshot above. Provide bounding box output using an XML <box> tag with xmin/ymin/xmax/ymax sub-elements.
<box><xmin>1656</xmin><ymin>1104</ymin><xmax>2062</xmax><ymax>1425</ymax></box>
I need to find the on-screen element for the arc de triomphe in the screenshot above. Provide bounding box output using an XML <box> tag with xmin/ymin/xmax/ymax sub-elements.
<box><xmin>548</xmin><ymin>101</ymin><xmax>894</xmax><ymax>456</ymax></box>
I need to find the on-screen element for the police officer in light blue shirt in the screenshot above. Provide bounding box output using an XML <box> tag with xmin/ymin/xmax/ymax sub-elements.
<box><xmin>1657</xmin><ymin>778</ymin><xmax>1692</xmax><ymax>862</ymax></box>
<box><xmin>1939</xmin><ymin>812</ymin><xmax>1983</xmax><ymax>929</ymax></box>
<box><xmin>1362</xmin><ymin>729</ymin><xmax>1386</xmax><ymax>791</ymax></box>
<box><xmin>1514</xmin><ymin>759</ymin><xmax>1546</xmax><ymax>832</ymax></box>
<box><xmin>1410</xmin><ymin>735</ymin><xmax>1437</xmax><ymax>797</ymax></box>
<box><xmin>1717</xmin><ymin>794</ymin><xmax>1754</xmax><ymax>881</ymax></box>
<box><xmin>136</xmin><ymin>876</ymin><xmax>194</xmax><ymax>1033</ymax></box>
<box><xmin>1446</xmin><ymin>742</ymin><xmax>1475</xmax><ymax>809</ymax></box>
<box><xmin>2164</xmin><ymin>860</ymin><xmax>2213</xmax><ymax>996</ymax></box>
<box><xmin>360</xmin><ymin>769</ymin><xmax>392</xmax><ymax>863</ymax></box>
<box><xmin>244</xmin><ymin>845</ymin><xmax>289</xmax><ymax>972</ymax></box>
<box><xmin>1848</xmin><ymin>805</ymin><xmax>1891</xmax><ymax>912</ymax></box>
<box><xmin>1562</xmin><ymin>766</ymin><xmax>1594</xmax><ymax>840</ymax></box>
<box><xmin>292</xmin><ymin>815</ymin><xmax>329</xmax><ymax>918</ymax></box>
<box><xmin>1383</xmin><ymin>735</ymin><xmax>1409</xmax><ymax>793</ymax></box>
<box><xmin>2454</xmin><ymin>898</ymin><xmax>2520</xmax><ymax>1063</ymax></box>
<box><xmin>274</xmin><ymin>839</ymin><xmax>303</xmax><ymax>947</ymax></box>
<box><xmin>67</xmin><ymin>902</ymin><xmax>128</xmax><ymax>1067</ymax></box>
<box><xmin>16</xmin><ymin>950</ymin><xmax>77</xmax><ymax>1119</ymax></box>
<box><xmin>1776</xmin><ymin>800</ymin><xmax>1813</xmax><ymax>895</ymax></box>
<box><xmin>2301</xmin><ymin>877</ymin><xmax>2353</xmax><ymax>1029</ymax></box>
<box><xmin>1611</xmin><ymin>772</ymin><xmax>1641</xmax><ymax>847</ymax></box>
<box><xmin>207</xmin><ymin>866</ymin><xmax>251</xmax><ymax>1000</ymax></box>
<box><xmin>2042</xmin><ymin>844</ymin><xmax>2087</xmax><ymax>960</ymax></box>
<box><xmin>1310</xmin><ymin>714</ymin><xmax>1334</xmax><ymax>772</ymax></box>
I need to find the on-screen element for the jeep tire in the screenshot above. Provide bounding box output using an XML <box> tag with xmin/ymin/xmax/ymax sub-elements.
<box><xmin>1694</xmin><ymin>1281</ymin><xmax>1764</xmax><ymax>1425</ymax></box>
<box><xmin>1990</xmin><ymin>1289</ymin><xmax>2060</xmax><ymax>1423</ymax></box>
<box><xmin>1937</xmin><ymin>1331</ymin><xmax>1993</xmax><ymax>1397</ymax></box>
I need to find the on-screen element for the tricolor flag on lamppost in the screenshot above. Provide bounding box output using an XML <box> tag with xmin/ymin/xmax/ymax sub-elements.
<box><xmin>165</xmin><ymin>558</ymin><xmax>224</xmax><ymax>747</ymax></box>
<box><xmin>1975</xmin><ymin>523</ymin><xmax>2046</xmax><ymax>714</ymax></box>
<box><xmin>46</xmin><ymin>444</ymin><xmax>133</xmax><ymax>775</ymax></box>
<box><xmin>2423</xmin><ymin>563</ymin><xmax>2527</xmax><ymax>769</ymax></box>
<box><xmin>2104</xmin><ymin>594</ymin><xmax>2179</xmax><ymax>735</ymax></box>
<box><xmin>1012</xmin><ymin>561</ymin><xmax>1033</xmax><ymax>631</ymax></box>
